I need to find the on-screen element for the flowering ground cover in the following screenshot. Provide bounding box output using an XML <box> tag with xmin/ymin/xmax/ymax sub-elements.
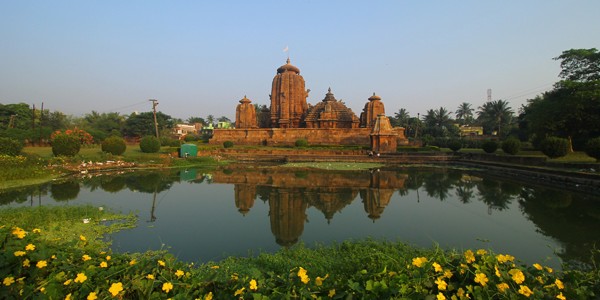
<box><xmin>1</xmin><ymin>205</ymin><xmax>598</xmax><ymax>299</ymax></box>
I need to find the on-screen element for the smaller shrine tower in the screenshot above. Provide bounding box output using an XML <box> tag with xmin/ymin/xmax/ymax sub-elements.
<box><xmin>360</xmin><ymin>93</ymin><xmax>385</xmax><ymax>128</ymax></box>
<box><xmin>235</xmin><ymin>96</ymin><xmax>258</xmax><ymax>129</ymax></box>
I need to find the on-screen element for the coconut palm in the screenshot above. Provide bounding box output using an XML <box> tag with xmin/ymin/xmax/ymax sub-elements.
<box><xmin>477</xmin><ymin>100</ymin><xmax>513</xmax><ymax>137</ymax></box>
<box><xmin>455</xmin><ymin>102</ymin><xmax>474</xmax><ymax>125</ymax></box>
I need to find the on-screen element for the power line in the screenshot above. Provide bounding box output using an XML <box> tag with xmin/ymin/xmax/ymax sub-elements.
<box><xmin>102</xmin><ymin>100</ymin><xmax>149</xmax><ymax>114</ymax></box>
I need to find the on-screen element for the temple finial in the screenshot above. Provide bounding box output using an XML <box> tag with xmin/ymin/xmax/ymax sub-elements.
<box><xmin>328</xmin><ymin>87</ymin><xmax>332</xmax><ymax>93</ymax></box>
<box><xmin>286</xmin><ymin>57</ymin><xmax>290</xmax><ymax>64</ymax></box>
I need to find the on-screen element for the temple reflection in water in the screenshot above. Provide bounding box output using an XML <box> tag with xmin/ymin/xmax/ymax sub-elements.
<box><xmin>212</xmin><ymin>168</ymin><xmax>407</xmax><ymax>246</ymax></box>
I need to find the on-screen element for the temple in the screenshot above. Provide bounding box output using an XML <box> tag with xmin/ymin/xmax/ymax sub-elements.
<box><xmin>211</xmin><ymin>58</ymin><xmax>407</xmax><ymax>152</ymax></box>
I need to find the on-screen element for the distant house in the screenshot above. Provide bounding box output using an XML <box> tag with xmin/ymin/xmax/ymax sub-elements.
<box><xmin>458</xmin><ymin>125</ymin><xmax>483</xmax><ymax>137</ymax></box>
<box><xmin>174</xmin><ymin>123</ymin><xmax>202</xmax><ymax>139</ymax></box>
<box><xmin>216</xmin><ymin>121</ymin><xmax>232</xmax><ymax>129</ymax></box>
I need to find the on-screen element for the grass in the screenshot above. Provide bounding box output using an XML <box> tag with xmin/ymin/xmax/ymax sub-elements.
<box><xmin>282</xmin><ymin>162</ymin><xmax>384</xmax><ymax>170</ymax></box>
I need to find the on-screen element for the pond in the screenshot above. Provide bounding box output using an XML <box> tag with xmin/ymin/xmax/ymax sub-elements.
<box><xmin>2</xmin><ymin>165</ymin><xmax>599</xmax><ymax>269</ymax></box>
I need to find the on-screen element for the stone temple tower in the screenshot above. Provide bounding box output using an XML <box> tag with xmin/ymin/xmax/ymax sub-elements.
<box><xmin>360</xmin><ymin>93</ymin><xmax>385</xmax><ymax>128</ymax></box>
<box><xmin>270</xmin><ymin>58</ymin><xmax>309</xmax><ymax>128</ymax></box>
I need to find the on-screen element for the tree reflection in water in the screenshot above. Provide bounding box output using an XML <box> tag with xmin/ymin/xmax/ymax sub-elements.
<box><xmin>1</xmin><ymin>166</ymin><xmax>599</xmax><ymax>266</ymax></box>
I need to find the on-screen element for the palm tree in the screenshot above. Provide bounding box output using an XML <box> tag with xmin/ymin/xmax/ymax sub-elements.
<box><xmin>206</xmin><ymin>115</ymin><xmax>215</xmax><ymax>127</ymax></box>
<box><xmin>455</xmin><ymin>102</ymin><xmax>474</xmax><ymax>125</ymax></box>
<box><xmin>392</xmin><ymin>108</ymin><xmax>410</xmax><ymax>127</ymax></box>
<box><xmin>423</xmin><ymin>107</ymin><xmax>454</xmax><ymax>137</ymax></box>
<box><xmin>477</xmin><ymin>100</ymin><xmax>513</xmax><ymax>137</ymax></box>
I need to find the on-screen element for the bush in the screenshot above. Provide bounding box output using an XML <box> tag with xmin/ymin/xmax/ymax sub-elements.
<box><xmin>540</xmin><ymin>137</ymin><xmax>570</xmax><ymax>159</ymax></box>
<box><xmin>585</xmin><ymin>137</ymin><xmax>600</xmax><ymax>162</ymax></box>
<box><xmin>501</xmin><ymin>138</ymin><xmax>521</xmax><ymax>155</ymax></box>
<box><xmin>139</xmin><ymin>136</ymin><xmax>161</xmax><ymax>153</ymax></box>
<box><xmin>223</xmin><ymin>141</ymin><xmax>234</xmax><ymax>148</ymax></box>
<box><xmin>0</xmin><ymin>137</ymin><xmax>23</xmax><ymax>156</ymax></box>
<box><xmin>447</xmin><ymin>139</ymin><xmax>462</xmax><ymax>152</ymax></box>
<box><xmin>295</xmin><ymin>139</ymin><xmax>309</xmax><ymax>147</ymax></box>
<box><xmin>101</xmin><ymin>136</ymin><xmax>127</xmax><ymax>155</ymax></box>
<box><xmin>481</xmin><ymin>140</ymin><xmax>498</xmax><ymax>154</ymax></box>
<box><xmin>51</xmin><ymin>134</ymin><xmax>81</xmax><ymax>157</ymax></box>
<box><xmin>161</xmin><ymin>137</ymin><xmax>182</xmax><ymax>147</ymax></box>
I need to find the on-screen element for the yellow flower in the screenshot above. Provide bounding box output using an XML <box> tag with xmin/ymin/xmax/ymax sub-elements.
<box><xmin>175</xmin><ymin>270</ymin><xmax>184</xmax><ymax>278</ymax></box>
<box><xmin>497</xmin><ymin>282</ymin><xmax>509</xmax><ymax>293</ymax></box>
<box><xmin>433</xmin><ymin>262</ymin><xmax>443</xmax><ymax>272</ymax></box>
<box><xmin>457</xmin><ymin>288</ymin><xmax>466</xmax><ymax>297</ymax></box>
<box><xmin>437</xmin><ymin>292</ymin><xmax>446</xmax><ymax>300</ymax></box>
<box><xmin>298</xmin><ymin>267</ymin><xmax>310</xmax><ymax>284</ymax></box>
<box><xmin>518</xmin><ymin>285</ymin><xmax>533</xmax><ymax>297</ymax></box>
<box><xmin>12</xmin><ymin>227</ymin><xmax>27</xmax><ymax>239</ymax></box>
<box><xmin>316</xmin><ymin>275</ymin><xmax>329</xmax><ymax>286</ymax></box>
<box><xmin>82</xmin><ymin>254</ymin><xmax>91</xmax><ymax>261</ymax></box>
<box><xmin>65</xmin><ymin>293</ymin><xmax>72</xmax><ymax>300</ymax></box>
<box><xmin>14</xmin><ymin>251</ymin><xmax>26</xmax><ymax>257</ymax></box>
<box><xmin>464</xmin><ymin>250</ymin><xmax>475</xmax><ymax>263</ymax></box>
<box><xmin>36</xmin><ymin>260</ymin><xmax>47</xmax><ymax>268</ymax></box>
<box><xmin>109</xmin><ymin>282</ymin><xmax>123</xmax><ymax>297</ymax></box>
<box><xmin>162</xmin><ymin>282</ymin><xmax>174</xmax><ymax>293</ymax></box>
<box><xmin>211</xmin><ymin>265</ymin><xmax>219</xmax><ymax>269</ymax></box>
<box><xmin>556</xmin><ymin>292</ymin><xmax>566</xmax><ymax>300</ymax></box>
<box><xmin>474</xmin><ymin>273</ymin><xmax>488</xmax><ymax>287</ymax></box>
<box><xmin>158</xmin><ymin>260</ymin><xmax>166</xmax><ymax>266</ymax></box>
<box><xmin>64</xmin><ymin>279</ymin><xmax>72</xmax><ymax>285</ymax></box>
<box><xmin>146</xmin><ymin>274</ymin><xmax>155</xmax><ymax>280</ymax></box>
<box><xmin>234</xmin><ymin>287</ymin><xmax>245</xmax><ymax>296</ymax></box>
<box><xmin>129</xmin><ymin>259</ymin><xmax>136</xmax><ymax>265</ymax></box>
<box><xmin>87</xmin><ymin>292</ymin><xmax>98</xmax><ymax>300</ymax></box>
<box><xmin>546</xmin><ymin>267</ymin><xmax>553</xmax><ymax>273</ymax></box>
<box><xmin>249</xmin><ymin>279</ymin><xmax>258</xmax><ymax>290</ymax></box>
<box><xmin>3</xmin><ymin>277</ymin><xmax>15</xmax><ymax>286</ymax></box>
<box><xmin>509</xmin><ymin>269</ymin><xmax>525</xmax><ymax>284</ymax></box>
<box><xmin>412</xmin><ymin>257</ymin><xmax>428</xmax><ymax>268</ymax></box>
<box><xmin>33</xmin><ymin>228</ymin><xmax>41</xmax><ymax>233</ymax></box>
<box><xmin>533</xmin><ymin>263</ymin><xmax>543</xmax><ymax>270</ymax></box>
<box><xmin>444</xmin><ymin>269</ymin><xmax>453</xmax><ymax>279</ymax></box>
<box><xmin>204</xmin><ymin>292</ymin><xmax>213</xmax><ymax>300</ymax></box>
<box><xmin>555</xmin><ymin>279</ymin><xmax>564</xmax><ymax>290</ymax></box>
<box><xmin>51</xmin><ymin>255</ymin><xmax>57</xmax><ymax>259</ymax></box>
<box><xmin>496</xmin><ymin>254</ymin><xmax>515</xmax><ymax>263</ymax></box>
<box><xmin>230</xmin><ymin>273</ymin><xmax>239</xmax><ymax>281</ymax></box>
<box><xmin>100</xmin><ymin>261</ymin><xmax>108</xmax><ymax>268</ymax></box>
<box><xmin>435</xmin><ymin>277</ymin><xmax>448</xmax><ymax>290</ymax></box>
<box><xmin>476</xmin><ymin>249</ymin><xmax>488</xmax><ymax>256</ymax></box>
<box><xmin>106</xmin><ymin>255</ymin><xmax>111</xmax><ymax>261</ymax></box>
<box><xmin>25</xmin><ymin>244</ymin><xmax>36</xmax><ymax>251</ymax></box>
<box><xmin>328</xmin><ymin>289</ymin><xmax>336</xmax><ymax>298</ymax></box>
<box><xmin>80</xmin><ymin>235</ymin><xmax>86</xmax><ymax>241</ymax></box>
<box><xmin>23</xmin><ymin>259</ymin><xmax>30</xmax><ymax>267</ymax></box>
<box><xmin>74</xmin><ymin>272</ymin><xmax>87</xmax><ymax>283</ymax></box>
<box><xmin>494</xmin><ymin>265</ymin><xmax>502</xmax><ymax>277</ymax></box>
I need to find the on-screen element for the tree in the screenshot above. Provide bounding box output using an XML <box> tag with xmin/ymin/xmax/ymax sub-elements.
<box><xmin>217</xmin><ymin>116</ymin><xmax>231</xmax><ymax>123</ymax></box>
<box><xmin>206</xmin><ymin>115</ymin><xmax>215</xmax><ymax>126</ymax></box>
<box><xmin>422</xmin><ymin>107</ymin><xmax>457</xmax><ymax>137</ymax></box>
<box><xmin>477</xmin><ymin>100</ymin><xmax>514</xmax><ymax>137</ymax></box>
<box><xmin>186</xmin><ymin>117</ymin><xmax>206</xmax><ymax>125</ymax></box>
<box><xmin>81</xmin><ymin>111</ymin><xmax>125</xmax><ymax>141</ymax></box>
<box><xmin>255</xmin><ymin>104</ymin><xmax>270</xmax><ymax>128</ymax></box>
<box><xmin>390</xmin><ymin>108</ymin><xmax>410</xmax><ymax>128</ymax></box>
<box><xmin>123</xmin><ymin>112</ymin><xmax>173</xmax><ymax>138</ymax></box>
<box><xmin>455</xmin><ymin>102</ymin><xmax>474</xmax><ymax>125</ymax></box>
<box><xmin>522</xmin><ymin>48</ymin><xmax>600</xmax><ymax>150</ymax></box>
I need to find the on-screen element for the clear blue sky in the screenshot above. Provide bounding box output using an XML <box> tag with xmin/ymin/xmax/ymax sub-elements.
<box><xmin>1</xmin><ymin>1</ymin><xmax>598</xmax><ymax>121</ymax></box>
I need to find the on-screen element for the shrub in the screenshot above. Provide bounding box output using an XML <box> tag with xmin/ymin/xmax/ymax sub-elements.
<box><xmin>585</xmin><ymin>137</ymin><xmax>600</xmax><ymax>162</ymax></box>
<box><xmin>51</xmin><ymin>128</ymin><xmax>94</xmax><ymax>146</ymax></box>
<box><xmin>540</xmin><ymin>137</ymin><xmax>570</xmax><ymax>159</ymax></box>
<box><xmin>101</xmin><ymin>136</ymin><xmax>127</xmax><ymax>155</ymax></box>
<box><xmin>481</xmin><ymin>140</ymin><xmax>498</xmax><ymax>154</ymax></box>
<box><xmin>139</xmin><ymin>136</ymin><xmax>161</xmax><ymax>153</ymax></box>
<box><xmin>223</xmin><ymin>141</ymin><xmax>234</xmax><ymax>148</ymax></box>
<box><xmin>51</xmin><ymin>134</ymin><xmax>81</xmax><ymax>156</ymax></box>
<box><xmin>161</xmin><ymin>136</ymin><xmax>182</xmax><ymax>147</ymax></box>
<box><xmin>501</xmin><ymin>138</ymin><xmax>521</xmax><ymax>155</ymax></box>
<box><xmin>295</xmin><ymin>139</ymin><xmax>309</xmax><ymax>147</ymax></box>
<box><xmin>0</xmin><ymin>137</ymin><xmax>23</xmax><ymax>156</ymax></box>
<box><xmin>447</xmin><ymin>139</ymin><xmax>462</xmax><ymax>152</ymax></box>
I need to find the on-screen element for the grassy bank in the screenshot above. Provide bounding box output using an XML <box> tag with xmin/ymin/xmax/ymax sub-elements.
<box><xmin>1</xmin><ymin>206</ymin><xmax>598</xmax><ymax>299</ymax></box>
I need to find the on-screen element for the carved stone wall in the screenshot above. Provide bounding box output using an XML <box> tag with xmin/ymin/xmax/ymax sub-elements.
<box><xmin>304</xmin><ymin>88</ymin><xmax>360</xmax><ymax>129</ymax></box>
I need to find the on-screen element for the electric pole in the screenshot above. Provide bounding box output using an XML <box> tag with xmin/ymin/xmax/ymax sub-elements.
<box><xmin>149</xmin><ymin>99</ymin><xmax>160</xmax><ymax>139</ymax></box>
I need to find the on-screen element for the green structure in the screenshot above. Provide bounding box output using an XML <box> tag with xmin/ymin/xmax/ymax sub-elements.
<box><xmin>179</xmin><ymin>144</ymin><xmax>198</xmax><ymax>158</ymax></box>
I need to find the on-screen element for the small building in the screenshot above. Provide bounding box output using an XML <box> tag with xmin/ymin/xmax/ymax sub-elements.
<box><xmin>459</xmin><ymin>125</ymin><xmax>484</xmax><ymax>137</ymax></box>
<box><xmin>179</xmin><ymin>143</ymin><xmax>198</xmax><ymax>158</ymax></box>
<box><xmin>174</xmin><ymin>123</ymin><xmax>202</xmax><ymax>139</ymax></box>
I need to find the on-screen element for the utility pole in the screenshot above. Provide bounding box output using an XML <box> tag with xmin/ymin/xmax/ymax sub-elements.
<box><xmin>149</xmin><ymin>99</ymin><xmax>159</xmax><ymax>139</ymax></box>
<box><xmin>39</xmin><ymin>102</ymin><xmax>44</xmax><ymax>145</ymax></box>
